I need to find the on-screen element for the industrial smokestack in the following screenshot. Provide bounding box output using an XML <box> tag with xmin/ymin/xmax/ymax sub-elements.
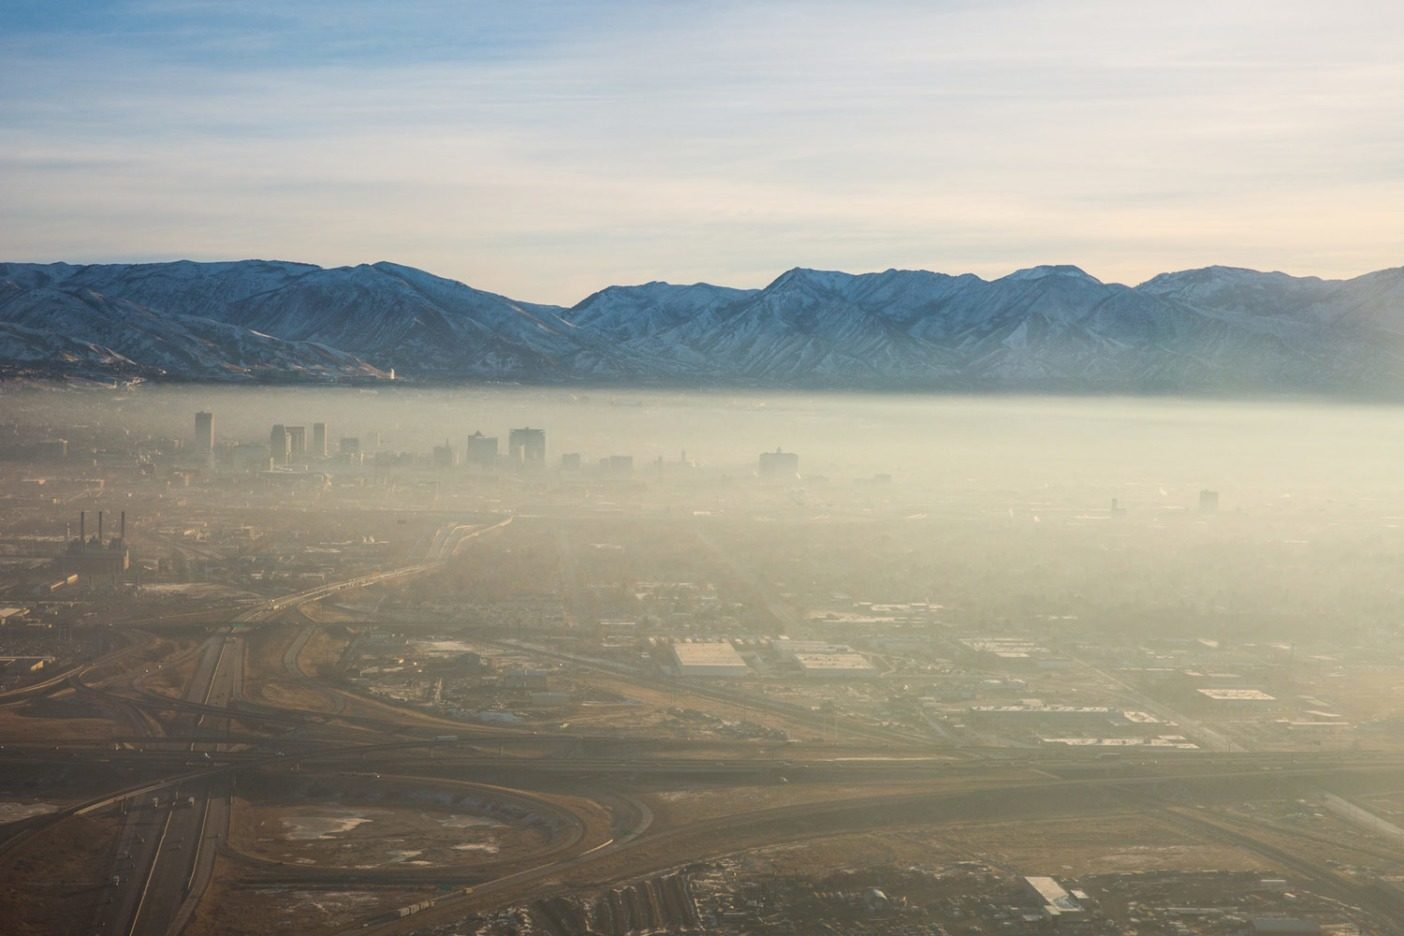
<box><xmin>120</xmin><ymin>512</ymin><xmax>126</xmax><ymax>541</ymax></box>
<box><xmin>80</xmin><ymin>511</ymin><xmax>85</xmax><ymax>542</ymax></box>
<box><xmin>98</xmin><ymin>511</ymin><xmax>103</xmax><ymax>544</ymax></box>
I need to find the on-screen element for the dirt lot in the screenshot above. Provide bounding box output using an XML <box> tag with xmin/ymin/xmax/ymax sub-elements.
<box><xmin>226</xmin><ymin>773</ymin><xmax>602</xmax><ymax>873</ymax></box>
<box><xmin>0</xmin><ymin>691</ymin><xmax>124</xmax><ymax>741</ymax></box>
<box><xmin>0</xmin><ymin>813</ymin><xmax>122</xmax><ymax>936</ymax></box>
<box><xmin>231</xmin><ymin>799</ymin><xmax>558</xmax><ymax>869</ymax></box>
<box><xmin>185</xmin><ymin>855</ymin><xmax>429</xmax><ymax>936</ymax></box>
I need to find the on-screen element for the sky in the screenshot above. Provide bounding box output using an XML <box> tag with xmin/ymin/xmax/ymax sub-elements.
<box><xmin>1</xmin><ymin>0</ymin><xmax>1402</xmax><ymax>304</ymax></box>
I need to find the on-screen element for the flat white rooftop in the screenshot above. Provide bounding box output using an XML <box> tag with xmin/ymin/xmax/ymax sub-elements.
<box><xmin>1197</xmin><ymin>688</ymin><xmax>1275</xmax><ymax>702</ymax></box>
<box><xmin>1024</xmin><ymin>876</ymin><xmax>1082</xmax><ymax>913</ymax></box>
<box><xmin>672</xmin><ymin>641</ymin><xmax>748</xmax><ymax>673</ymax></box>
<box><xmin>794</xmin><ymin>652</ymin><xmax>877</xmax><ymax>675</ymax></box>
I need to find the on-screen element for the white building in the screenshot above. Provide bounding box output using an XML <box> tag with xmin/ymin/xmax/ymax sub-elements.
<box><xmin>672</xmin><ymin>641</ymin><xmax>750</xmax><ymax>678</ymax></box>
<box><xmin>1024</xmin><ymin>876</ymin><xmax>1083</xmax><ymax>918</ymax></box>
<box><xmin>794</xmin><ymin>652</ymin><xmax>878</xmax><ymax>679</ymax></box>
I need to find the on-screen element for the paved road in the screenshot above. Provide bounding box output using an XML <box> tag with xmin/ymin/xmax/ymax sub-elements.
<box><xmin>100</xmin><ymin>634</ymin><xmax>241</xmax><ymax>936</ymax></box>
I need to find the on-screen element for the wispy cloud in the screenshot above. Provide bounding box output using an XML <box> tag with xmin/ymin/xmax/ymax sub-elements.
<box><xmin>2</xmin><ymin>0</ymin><xmax>1402</xmax><ymax>302</ymax></box>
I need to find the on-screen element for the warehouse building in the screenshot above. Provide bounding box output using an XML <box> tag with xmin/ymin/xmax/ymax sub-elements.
<box><xmin>1023</xmin><ymin>876</ymin><xmax>1084</xmax><ymax>919</ymax></box>
<box><xmin>794</xmin><ymin>652</ymin><xmax>878</xmax><ymax>678</ymax></box>
<box><xmin>671</xmin><ymin>641</ymin><xmax>750</xmax><ymax>678</ymax></box>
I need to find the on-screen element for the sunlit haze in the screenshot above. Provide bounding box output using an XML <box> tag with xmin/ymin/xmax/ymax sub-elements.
<box><xmin>3</xmin><ymin>0</ymin><xmax>1403</xmax><ymax>301</ymax></box>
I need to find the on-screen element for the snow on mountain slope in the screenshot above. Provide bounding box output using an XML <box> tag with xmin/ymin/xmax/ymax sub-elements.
<box><xmin>565</xmin><ymin>282</ymin><xmax>756</xmax><ymax>342</ymax></box>
<box><xmin>3</xmin><ymin>258</ymin><xmax>1404</xmax><ymax>393</ymax></box>
<box><xmin>0</xmin><ymin>276</ymin><xmax>385</xmax><ymax>381</ymax></box>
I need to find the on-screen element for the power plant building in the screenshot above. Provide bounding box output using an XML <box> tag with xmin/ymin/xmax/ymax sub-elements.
<box><xmin>57</xmin><ymin>511</ymin><xmax>131</xmax><ymax>583</ymax></box>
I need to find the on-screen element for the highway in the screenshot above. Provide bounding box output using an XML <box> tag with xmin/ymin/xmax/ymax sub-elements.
<box><xmin>79</xmin><ymin>521</ymin><xmax>509</xmax><ymax>934</ymax></box>
<box><xmin>100</xmin><ymin>633</ymin><xmax>242</xmax><ymax>936</ymax></box>
<box><xmin>341</xmin><ymin>750</ymin><xmax>1404</xmax><ymax>935</ymax></box>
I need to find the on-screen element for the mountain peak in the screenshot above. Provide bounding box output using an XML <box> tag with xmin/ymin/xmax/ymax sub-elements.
<box><xmin>767</xmin><ymin>267</ymin><xmax>854</xmax><ymax>291</ymax></box>
<box><xmin>1001</xmin><ymin>264</ymin><xmax>1102</xmax><ymax>284</ymax></box>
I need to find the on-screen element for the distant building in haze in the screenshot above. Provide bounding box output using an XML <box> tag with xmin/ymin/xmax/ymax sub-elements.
<box><xmin>758</xmin><ymin>448</ymin><xmax>799</xmax><ymax>479</ymax></box>
<box><xmin>270</xmin><ymin>425</ymin><xmax>290</xmax><ymax>463</ymax></box>
<box><xmin>195</xmin><ymin>411</ymin><xmax>214</xmax><ymax>454</ymax></box>
<box><xmin>286</xmin><ymin>425</ymin><xmax>307</xmax><ymax>457</ymax></box>
<box><xmin>560</xmin><ymin>452</ymin><xmax>582</xmax><ymax>471</ymax></box>
<box><xmin>311</xmin><ymin>422</ymin><xmax>328</xmax><ymax>458</ymax></box>
<box><xmin>1199</xmin><ymin>489</ymin><xmax>1219</xmax><ymax>513</ymax></box>
<box><xmin>599</xmin><ymin>455</ymin><xmax>633</xmax><ymax>479</ymax></box>
<box><xmin>432</xmin><ymin>440</ymin><xmax>456</xmax><ymax>468</ymax></box>
<box><xmin>509</xmin><ymin>427</ymin><xmax>546</xmax><ymax>466</ymax></box>
<box><xmin>466</xmin><ymin>431</ymin><xmax>498</xmax><ymax>468</ymax></box>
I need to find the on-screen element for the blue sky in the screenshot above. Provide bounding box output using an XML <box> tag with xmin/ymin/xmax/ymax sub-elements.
<box><xmin>2</xmin><ymin>0</ymin><xmax>1401</xmax><ymax>303</ymax></box>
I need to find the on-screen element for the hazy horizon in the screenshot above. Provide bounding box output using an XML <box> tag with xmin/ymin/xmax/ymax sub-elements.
<box><xmin>3</xmin><ymin>0</ymin><xmax>1402</xmax><ymax>303</ymax></box>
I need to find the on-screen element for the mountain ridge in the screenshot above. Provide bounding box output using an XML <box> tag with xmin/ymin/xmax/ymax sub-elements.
<box><xmin>2</xmin><ymin>258</ymin><xmax>1403</xmax><ymax>395</ymax></box>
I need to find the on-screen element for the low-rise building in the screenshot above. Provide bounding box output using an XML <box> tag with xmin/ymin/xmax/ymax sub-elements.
<box><xmin>672</xmin><ymin>641</ymin><xmax>749</xmax><ymax>678</ymax></box>
<box><xmin>794</xmin><ymin>652</ymin><xmax>878</xmax><ymax>678</ymax></box>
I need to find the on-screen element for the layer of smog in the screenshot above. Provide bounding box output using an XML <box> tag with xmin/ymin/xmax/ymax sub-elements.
<box><xmin>1</xmin><ymin>386</ymin><xmax>1403</xmax><ymax>935</ymax></box>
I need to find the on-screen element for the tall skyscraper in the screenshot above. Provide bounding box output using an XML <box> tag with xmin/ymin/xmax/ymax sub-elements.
<box><xmin>270</xmin><ymin>424</ymin><xmax>290</xmax><ymax>463</ymax></box>
<box><xmin>508</xmin><ymin>427</ymin><xmax>546</xmax><ymax>466</ymax></box>
<box><xmin>195</xmin><ymin>411</ymin><xmax>214</xmax><ymax>454</ymax></box>
<box><xmin>286</xmin><ymin>425</ymin><xmax>307</xmax><ymax>457</ymax></box>
<box><xmin>311</xmin><ymin>422</ymin><xmax>328</xmax><ymax>458</ymax></box>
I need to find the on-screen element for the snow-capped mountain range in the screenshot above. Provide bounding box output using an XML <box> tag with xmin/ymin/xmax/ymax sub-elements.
<box><xmin>3</xmin><ymin>258</ymin><xmax>1404</xmax><ymax>394</ymax></box>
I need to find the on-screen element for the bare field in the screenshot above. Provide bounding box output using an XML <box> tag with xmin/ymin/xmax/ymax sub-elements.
<box><xmin>185</xmin><ymin>855</ymin><xmax>429</xmax><ymax>936</ymax></box>
<box><xmin>0</xmin><ymin>813</ymin><xmax>122</xmax><ymax>936</ymax></box>
<box><xmin>230</xmin><ymin>799</ymin><xmax>557</xmax><ymax>870</ymax></box>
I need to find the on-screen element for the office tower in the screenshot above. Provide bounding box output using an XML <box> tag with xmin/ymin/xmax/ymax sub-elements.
<box><xmin>195</xmin><ymin>411</ymin><xmax>214</xmax><ymax>454</ymax></box>
<box><xmin>286</xmin><ymin>425</ymin><xmax>307</xmax><ymax>457</ymax></box>
<box><xmin>311</xmin><ymin>422</ymin><xmax>328</xmax><ymax>458</ymax></box>
<box><xmin>508</xmin><ymin>427</ymin><xmax>546</xmax><ymax>466</ymax></box>
<box><xmin>432</xmin><ymin>440</ymin><xmax>456</xmax><ymax>468</ymax></box>
<box><xmin>466</xmin><ymin>431</ymin><xmax>498</xmax><ymax>468</ymax></box>
<box><xmin>270</xmin><ymin>425</ymin><xmax>290</xmax><ymax>463</ymax></box>
<box><xmin>758</xmin><ymin>448</ymin><xmax>800</xmax><ymax>478</ymax></box>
